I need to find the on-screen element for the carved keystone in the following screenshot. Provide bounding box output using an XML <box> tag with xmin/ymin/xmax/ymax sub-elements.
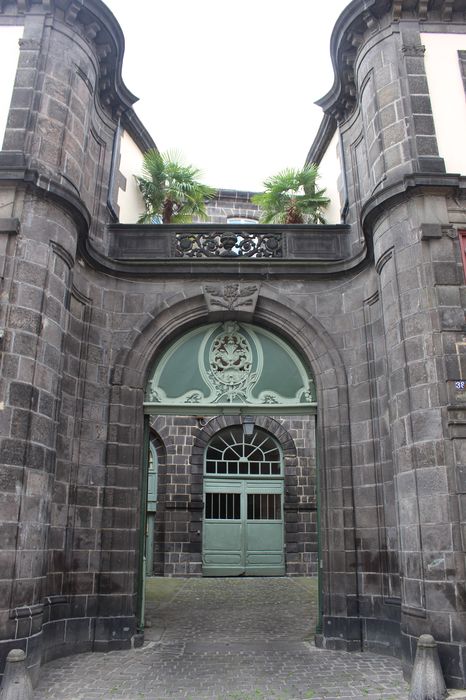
<box><xmin>203</xmin><ymin>283</ymin><xmax>260</xmax><ymax>320</ymax></box>
<box><xmin>409</xmin><ymin>635</ymin><xmax>447</xmax><ymax>700</ymax></box>
<box><xmin>0</xmin><ymin>649</ymin><xmax>33</xmax><ymax>700</ymax></box>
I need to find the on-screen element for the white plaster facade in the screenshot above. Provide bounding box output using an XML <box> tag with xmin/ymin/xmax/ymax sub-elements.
<box><xmin>117</xmin><ymin>129</ymin><xmax>146</xmax><ymax>223</ymax></box>
<box><xmin>422</xmin><ymin>32</ymin><xmax>466</xmax><ymax>176</ymax></box>
<box><xmin>315</xmin><ymin>131</ymin><xmax>342</xmax><ymax>224</ymax></box>
<box><xmin>0</xmin><ymin>26</ymin><xmax>23</xmax><ymax>148</ymax></box>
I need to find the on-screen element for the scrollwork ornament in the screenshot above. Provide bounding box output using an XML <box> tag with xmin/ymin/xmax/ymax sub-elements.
<box><xmin>207</xmin><ymin>322</ymin><xmax>256</xmax><ymax>402</ymax></box>
<box><xmin>145</xmin><ymin>321</ymin><xmax>316</xmax><ymax>409</ymax></box>
<box><xmin>204</xmin><ymin>283</ymin><xmax>259</xmax><ymax>312</ymax></box>
<box><xmin>175</xmin><ymin>230</ymin><xmax>282</xmax><ymax>258</ymax></box>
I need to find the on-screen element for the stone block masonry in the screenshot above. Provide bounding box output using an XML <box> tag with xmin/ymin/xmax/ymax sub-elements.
<box><xmin>0</xmin><ymin>0</ymin><xmax>464</xmax><ymax>691</ymax></box>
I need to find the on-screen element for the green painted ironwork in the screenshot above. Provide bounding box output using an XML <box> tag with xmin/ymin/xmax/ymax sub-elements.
<box><xmin>147</xmin><ymin>443</ymin><xmax>158</xmax><ymax>510</ymax></box>
<box><xmin>144</xmin><ymin>321</ymin><xmax>316</xmax><ymax>414</ymax></box>
<box><xmin>205</xmin><ymin>426</ymin><xmax>282</xmax><ymax>477</ymax></box>
<box><xmin>315</xmin><ymin>414</ymin><xmax>323</xmax><ymax>635</ymax></box>
<box><xmin>145</xmin><ymin>443</ymin><xmax>158</xmax><ymax>575</ymax></box>
<box><xmin>137</xmin><ymin>415</ymin><xmax>150</xmax><ymax>631</ymax></box>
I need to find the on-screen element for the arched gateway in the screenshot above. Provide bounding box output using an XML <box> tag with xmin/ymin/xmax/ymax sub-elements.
<box><xmin>105</xmin><ymin>293</ymin><xmax>359</xmax><ymax>657</ymax></box>
<box><xmin>143</xmin><ymin>321</ymin><xmax>318</xmax><ymax>579</ymax></box>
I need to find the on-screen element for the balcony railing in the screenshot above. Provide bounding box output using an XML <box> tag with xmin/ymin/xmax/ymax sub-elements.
<box><xmin>108</xmin><ymin>223</ymin><xmax>351</xmax><ymax>263</ymax></box>
<box><xmin>175</xmin><ymin>229</ymin><xmax>282</xmax><ymax>258</ymax></box>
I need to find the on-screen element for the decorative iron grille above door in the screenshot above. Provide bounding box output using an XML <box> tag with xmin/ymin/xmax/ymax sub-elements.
<box><xmin>144</xmin><ymin>321</ymin><xmax>316</xmax><ymax>415</ymax></box>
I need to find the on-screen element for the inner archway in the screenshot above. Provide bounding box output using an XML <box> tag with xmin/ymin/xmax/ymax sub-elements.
<box><xmin>141</xmin><ymin>319</ymin><xmax>319</xmax><ymax>592</ymax></box>
<box><xmin>109</xmin><ymin>293</ymin><xmax>356</xmax><ymax>652</ymax></box>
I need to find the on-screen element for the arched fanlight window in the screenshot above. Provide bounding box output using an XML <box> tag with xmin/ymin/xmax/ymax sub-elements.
<box><xmin>205</xmin><ymin>426</ymin><xmax>282</xmax><ymax>477</ymax></box>
<box><xmin>226</xmin><ymin>217</ymin><xmax>258</xmax><ymax>225</ymax></box>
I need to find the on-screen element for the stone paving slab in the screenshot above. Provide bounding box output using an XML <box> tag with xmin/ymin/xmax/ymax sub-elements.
<box><xmin>33</xmin><ymin>577</ymin><xmax>410</xmax><ymax>700</ymax></box>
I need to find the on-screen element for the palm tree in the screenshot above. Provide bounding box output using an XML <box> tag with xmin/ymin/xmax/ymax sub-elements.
<box><xmin>135</xmin><ymin>150</ymin><xmax>216</xmax><ymax>224</ymax></box>
<box><xmin>252</xmin><ymin>164</ymin><xmax>329</xmax><ymax>224</ymax></box>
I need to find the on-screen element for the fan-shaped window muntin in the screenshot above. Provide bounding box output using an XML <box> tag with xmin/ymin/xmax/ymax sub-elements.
<box><xmin>205</xmin><ymin>427</ymin><xmax>282</xmax><ymax>477</ymax></box>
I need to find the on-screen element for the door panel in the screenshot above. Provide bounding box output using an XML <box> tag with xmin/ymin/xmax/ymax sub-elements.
<box><xmin>203</xmin><ymin>481</ymin><xmax>244</xmax><ymax>576</ymax></box>
<box><xmin>203</xmin><ymin>522</ymin><xmax>243</xmax><ymax>556</ymax></box>
<box><xmin>247</xmin><ymin>522</ymin><xmax>283</xmax><ymax>551</ymax></box>
<box><xmin>246</xmin><ymin>522</ymin><xmax>284</xmax><ymax>574</ymax></box>
<box><xmin>244</xmin><ymin>479</ymin><xmax>284</xmax><ymax>574</ymax></box>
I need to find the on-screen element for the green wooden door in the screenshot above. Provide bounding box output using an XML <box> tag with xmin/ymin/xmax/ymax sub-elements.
<box><xmin>145</xmin><ymin>443</ymin><xmax>157</xmax><ymax>575</ymax></box>
<box><xmin>203</xmin><ymin>479</ymin><xmax>244</xmax><ymax>576</ymax></box>
<box><xmin>202</xmin><ymin>427</ymin><xmax>285</xmax><ymax>577</ymax></box>
<box><xmin>203</xmin><ymin>479</ymin><xmax>284</xmax><ymax>576</ymax></box>
<box><xmin>245</xmin><ymin>480</ymin><xmax>284</xmax><ymax>574</ymax></box>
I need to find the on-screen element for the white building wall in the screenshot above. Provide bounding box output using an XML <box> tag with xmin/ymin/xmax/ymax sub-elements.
<box><xmin>422</xmin><ymin>33</ymin><xmax>466</xmax><ymax>177</ymax></box>
<box><xmin>316</xmin><ymin>131</ymin><xmax>342</xmax><ymax>225</ymax></box>
<box><xmin>117</xmin><ymin>130</ymin><xmax>146</xmax><ymax>223</ymax></box>
<box><xmin>0</xmin><ymin>26</ymin><xmax>23</xmax><ymax>149</ymax></box>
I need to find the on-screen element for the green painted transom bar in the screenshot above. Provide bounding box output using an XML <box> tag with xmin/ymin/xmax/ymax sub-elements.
<box><xmin>144</xmin><ymin>321</ymin><xmax>317</xmax><ymax>415</ymax></box>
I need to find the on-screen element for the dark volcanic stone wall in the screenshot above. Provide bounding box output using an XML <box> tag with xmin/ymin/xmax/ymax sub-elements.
<box><xmin>0</xmin><ymin>194</ymin><xmax>79</xmax><ymax>681</ymax></box>
<box><xmin>0</xmin><ymin>0</ymin><xmax>465</xmax><ymax>690</ymax></box>
<box><xmin>0</xmin><ymin>0</ymin><xmax>137</xmax><ymax>679</ymax></box>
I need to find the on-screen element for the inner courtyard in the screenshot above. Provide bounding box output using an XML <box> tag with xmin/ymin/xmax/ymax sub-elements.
<box><xmin>34</xmin><ymin>577</ymin><xmax>410</xmax><ymax>700</ymax></box>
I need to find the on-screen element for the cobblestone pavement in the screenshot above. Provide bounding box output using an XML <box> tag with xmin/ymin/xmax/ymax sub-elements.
<box><xmin>34</xmin><ymin>577</ymin><xmax>410</xmax><ymax>700</ymax></box>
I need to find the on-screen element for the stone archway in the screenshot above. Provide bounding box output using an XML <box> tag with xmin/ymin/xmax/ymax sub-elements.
<box><xmin>104</xmin><ymin>292</ymin><xmax>358</xmax><ymax>651</ymax></box>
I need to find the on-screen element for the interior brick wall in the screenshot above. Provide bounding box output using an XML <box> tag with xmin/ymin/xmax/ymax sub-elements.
<box><xmin>149</xmin><ymin>414</ymin><xmax>317</xmax><ymax>577</ymax></box>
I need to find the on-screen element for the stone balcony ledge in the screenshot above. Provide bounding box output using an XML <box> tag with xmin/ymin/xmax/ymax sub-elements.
<box><xmin>109</xmin><ymin>223</ymin><xmax>350</xmax><ymax>260</ymax></box>
<box><xmin>100</xmin><ymin>223</ymin><xmax>360</xmax><ymax>277</ymax></box>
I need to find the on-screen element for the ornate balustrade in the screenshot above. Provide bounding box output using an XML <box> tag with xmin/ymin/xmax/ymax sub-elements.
<box><xmin>108</xmin><ymin>223</ymin><xmax>351</xmax><ymax>264</ymax></box>
<box><xmin>175</xmin><ymin>229</ymin><xmax>282</xmax><ymax>258</ymax></box>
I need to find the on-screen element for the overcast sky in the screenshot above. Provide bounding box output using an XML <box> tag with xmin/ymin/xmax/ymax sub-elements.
<box><xmin>105</xmin><ymin>0</ymin><xmax>350</xmax><ymax>192</ymax></box>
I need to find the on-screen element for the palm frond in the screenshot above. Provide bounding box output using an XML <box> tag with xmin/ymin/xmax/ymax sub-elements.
<box><xmin>253</xmin><ymin>163</ymin><xmax>329</xmax><ymax>225</ymax></box>
<box><xmin>135</xmin><ymin>150</ymin><xmax>216</xmax><ymax>224</ymax></box>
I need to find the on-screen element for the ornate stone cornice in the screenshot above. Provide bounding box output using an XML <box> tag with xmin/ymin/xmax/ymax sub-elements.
<box><xmin>361</xmin><ymin>172</ymin><xmax>466</xmax><ymax>233</ymax></box>
<box><xmin>392</xmin><ymin>0</ymin><xmax>466</xmax><ymax>20</ymax></box>
<box><xmin>0</xmin><ymin>153</ymin><xmax>91</xmax><ymax>234</ymax></box>
<box><xmin>401</xmin><ymin>43</ymin><xmax>426</xmax><ymax>55</ymax></box>
<box><xmin>120</xmin><ymin>109</ymin><xmax>157</xmax><ymax>153</ymax></box>
<box><xmin>316</xmin><ymin>0</ymin><xmax>466</xmax><ymax>123</ymax></box>
<box><xmin>305</xmin><ymin>113</ymin><xmax>338</xmax><ymax>167</ymax></box>
<box><xmin>0</xmin><ymin>0</ymin><xmax>138</xmax><ymax>119</ymax></box>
